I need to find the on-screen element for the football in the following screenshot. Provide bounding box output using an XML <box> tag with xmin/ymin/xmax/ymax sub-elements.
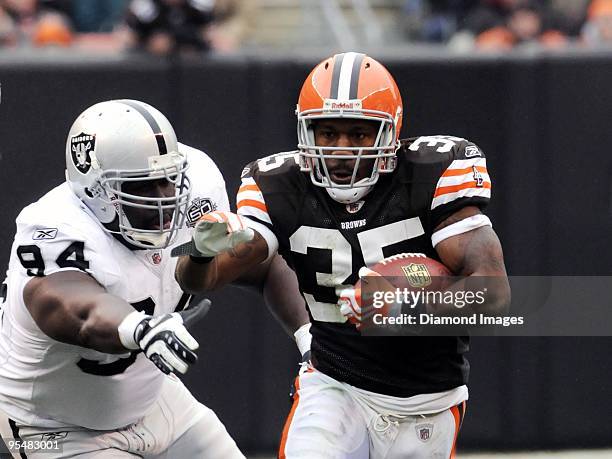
<box><xmin>370</xmin><ymin>253</ymin><xmax>452</xmax><ymax>287</ymax></box>
<box><xmin>358</xmin><ymin>253</ymin><xmax>453</xmax><ymax>293</ymax></box>
<box><xmin>350</xmin><ymin>253</ymin><xmax>454</xmax><ymax>330</ymax></box>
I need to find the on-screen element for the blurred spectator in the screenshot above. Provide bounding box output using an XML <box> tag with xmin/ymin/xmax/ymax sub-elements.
<box><xmin>402</xmin><ymin>0</ymin><xmax>479</xmax><ymax>43</ymax></box>
<box><xmin>125</xmin><ymin>0</ymin><xmax>254</xmax><ymax>55</ymax></box>
<box><xmin>460</xmin><ymin>0</ymin><xmax>519</xmax><ymax>35</ymax></box>
<box><xmin>0</xmin><ymin>0</ymin><xmax>73</xmax><ymax>47</ymax></box>
<box><xmin>451</xmin><ymin>0</ymin><xmax>567</xmax><ymax>50</ymax></box>
<box><xmin>32</xmin><ymin>10</ymin><xmax>73</xmax><ymax>46</ymax></box>
<box><xmin>1</xmin><ymin>0</ymin><xmax>42</xmax><ymax>45</ymax></box>
<box><xmin>206</xmin><ymin>0</ymin><xmax>256</xmax><ymax>52</ymax></box>
<box><xmin>125</xmin><ymin>0</ymin><xmax>215</xmax><ymax>55</ymax></box>
<box><xmin>548</xmin><ymin>0</ymin><xmax>590</xmax><ymax>37</ymax></box>
<box><xmin>0</xmin><ymin>5</ymin><xmax>17</xmax><ymax>45</ymax></box>
<box><xmin>70</xmin><ymin>0</ymin><xmax>128</xmax><ymax>33</ymax></box>
<box><xmin>581</xmin><ymin>0</ymin><xmax>612</xmax><ymax>46</ymax></box>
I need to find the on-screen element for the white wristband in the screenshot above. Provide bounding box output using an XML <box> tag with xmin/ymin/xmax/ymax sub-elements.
<box><xmin>294</xmin><ymin>323</ymin><xmax>312</xmax><ymax>356</ymax></box>
<box><xmin>117</xmin><ymin>310</ymin><xmax>147</xmax><ymax>350</ymax></box>
<box><xmin>431</xmin><ymin>214</ymin><xmax>492</xmax><ymax>247</ymax></box>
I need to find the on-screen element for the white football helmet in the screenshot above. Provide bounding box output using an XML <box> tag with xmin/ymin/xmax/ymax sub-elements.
<box><xmin>65</xmin><ymin>99</ymin><xmax>191</xmax><ymax>249</ymax></box>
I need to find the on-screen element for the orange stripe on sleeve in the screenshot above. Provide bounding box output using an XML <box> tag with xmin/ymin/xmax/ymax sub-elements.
<box><xmin>434</xmin><ymin>181</ymin><xmax>491</xmax><ymax>198</ymax></box>
<box><xmin>238</xmin><ymin>184</ymin><xmax>261</xmax><ymax>193</ymax></box>
<box><xmin>237</xmin><ymin>199</ymin><xmax>268</xmax><ymax>213</ymax></box>
<box><xmin>449</xmin><ymin>405</ymin><xmax>461</xmax><ymax>459</ymax></box>
<box><xmin>278</xmin><ymin>377</ymin><xmax>301</xmax><ymax>459</ymax></box>
<box><xmin>441</xmin><ymin>166</ymin><xmax>488</xmax><ymax>178</ymax></box>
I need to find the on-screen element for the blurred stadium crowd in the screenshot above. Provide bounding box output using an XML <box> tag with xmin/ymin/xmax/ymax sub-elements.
<box><xmin>0</xmin><ymin>0</ymin><xmax>611</xmax><ymax>54</ymax></box>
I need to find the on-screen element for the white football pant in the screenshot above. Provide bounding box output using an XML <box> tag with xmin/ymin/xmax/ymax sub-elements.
<box><xmin>0</xmin><ymin>373</ymin><xmax>244</xmax><ymax>458</ymax></box>
<box><xmin>279</xmin><ymin>368</ymin><xmax>466</xmax><ymax>459</ymax></box>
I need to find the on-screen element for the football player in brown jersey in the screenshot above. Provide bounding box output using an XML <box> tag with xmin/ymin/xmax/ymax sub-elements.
<box><xmin>174</xmin><ymin>53</ymin><xmax>510</xmax><ymax>459</ymax></box>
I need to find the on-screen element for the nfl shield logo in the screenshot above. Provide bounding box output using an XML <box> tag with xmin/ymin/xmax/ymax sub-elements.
<box><xmin>345</xmin><ymin>200</ymin><xmax>365</xmax><ymax>214</ymax></box>
<box><xmin>152</xmin><ymin>252</ymin><xmax>162</xmax><ymax>265</ymax></box>
<box><xmin>401</xmin><ymin>263</ymin><xmax>432</xmax><ymax>288</ymax></box>
<box><xmin>416</xmin><ymin>423</ymin><xmax>434</xmax><ymax>442</ymax></box>
<box><xmin>70</xmin><ymin>132</ymin><xmax>96</xmax><ymax>174</ymax></box>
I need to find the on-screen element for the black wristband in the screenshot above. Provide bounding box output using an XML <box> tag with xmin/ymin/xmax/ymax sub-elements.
<box><xmin>189</xmin><ymin>255</ymin><xmax>214</xmax><ymax>264</ymax></box>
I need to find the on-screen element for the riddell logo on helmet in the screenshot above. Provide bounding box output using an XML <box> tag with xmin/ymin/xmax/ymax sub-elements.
<box><xmin>323</xmin><ymin>99</ymin><xmax>362</xmax><ymax>111</ymax></box>
<box><xmin>332</xmin><ymin>102</ymin><xmax>355</xmax><ymax>109</ymax></box>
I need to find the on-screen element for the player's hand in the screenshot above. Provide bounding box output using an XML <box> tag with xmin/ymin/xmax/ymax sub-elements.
<box><xmin>338</xmin><ymin>267</ymin><xmax>379</xmax><ymax>330</ymax></box>
<box><xmin>170</xmin><ymin>211</ymin><xmax>254</xmax><ymax>258</ymax></box>
<box><xmin>338</xmin><ymin>267</ymin><xmax>402</xmax><ymax>331</ymax></box>
<box><xmin>338</xmin><ymin>286</ymin><xmax>361</xmax><ymax>327</ymax></box>
<box><xmin>193</xmin><ymin>211</ymin><xmax>254</xmax><ymax>257</ymax></box>
<box><xmin>118</xmin><ymin>300</ymin><xmax>210</xmax><ymax>374</ymax></box>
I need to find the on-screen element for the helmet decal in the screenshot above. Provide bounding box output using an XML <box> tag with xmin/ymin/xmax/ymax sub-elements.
<box><xmin>70</xmin><ymin>132</ymin><xmax>96</xmax><ymax>174</ymax></box>
<box><xmin>329</xmin><ymin>52</ymin><xmax>365</xmax><ymax>100</ymax></box>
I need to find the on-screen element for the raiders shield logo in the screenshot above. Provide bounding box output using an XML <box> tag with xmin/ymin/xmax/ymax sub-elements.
<box><xmin>401</xmin><ymin>263</ymin><xmax>432</xmax><ymax>288</ymax></box>
<box><xmin>70</xmin><ymin>132</ymin><xmax>96</xmax><ymax>174</ymax></box>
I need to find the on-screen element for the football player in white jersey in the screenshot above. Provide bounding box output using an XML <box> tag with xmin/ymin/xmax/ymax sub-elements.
<box><xmin>0</xmin><ymin>99</ymin><xmax>268</xmax><ymax>458</ymax></box>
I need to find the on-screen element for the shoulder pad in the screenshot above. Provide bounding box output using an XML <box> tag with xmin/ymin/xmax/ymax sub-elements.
<box><xmin>400</xmin><ymin>135</ymin><xmax>485</xmax><ymax>165</ymax></box>
<box><xmin>240</xmin><ymin>151</ymin><xmax>300</xmax><ymax>180</ymax></box>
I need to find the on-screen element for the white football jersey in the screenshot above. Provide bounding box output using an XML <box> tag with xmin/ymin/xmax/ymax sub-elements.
<box><xmin>0</xmin><ymin>143</ymin><xmax>228</xmax><ymax>430</ymax></box>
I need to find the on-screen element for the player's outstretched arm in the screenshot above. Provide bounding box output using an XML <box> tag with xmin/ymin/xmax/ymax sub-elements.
<box><xmin>174</xmin><ymin>211</ymin><xmax>269</xmax><ymax>293</ymax></box>
<box><xmin>24</xmin><ymin>270</ymin><xmax>202</xmax><ymax>374</ymax></box>
<box><xmin>174</xmin><ymin>213</ymin><xmax>311</xmax><ymax>356</ymax></box>
<box><xmin>434</xmin><ymin>206</ymin><xmax>511</xmax><ymax>316</ymax></box>
<box><xmin>24</xmin><ymin>271</ymin><xmax>134</xmax><ymax>354</ymax></box>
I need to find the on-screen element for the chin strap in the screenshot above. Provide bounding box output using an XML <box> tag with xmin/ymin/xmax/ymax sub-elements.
<box><xmin>326</xmin><ymin>185</ymin><xmax>373</xmax><ymax>204</ymax></box>
<box><xmin>124</xmin><ymin>229</ymin><xmax>169</xmax><ymax>248</ymax></box>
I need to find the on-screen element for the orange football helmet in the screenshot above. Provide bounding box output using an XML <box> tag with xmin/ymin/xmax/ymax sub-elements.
<box><xmin>296</xmin><ymin>52</ymin><xmax>403</xmax><ymax>203</ymax></box>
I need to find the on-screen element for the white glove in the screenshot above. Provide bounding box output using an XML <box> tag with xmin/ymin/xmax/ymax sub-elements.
<box><xmin>170</xmin><ymin>211</ymin><xmax>254</xmax><ymax>259</ymax></box>
<box><xmin>338</xmin><ymin>267</ymin><xmax>402</xmax><ymax>330</ymax></box>
<box><xmin>193</xmin><ymin>211</ymin><xmax>254</xmax><ymax>257</ymax></box>
<box><xmin>118</xmin><ymin>299</ymin><xmax>210</xmax><ymax>374</ymax></box>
